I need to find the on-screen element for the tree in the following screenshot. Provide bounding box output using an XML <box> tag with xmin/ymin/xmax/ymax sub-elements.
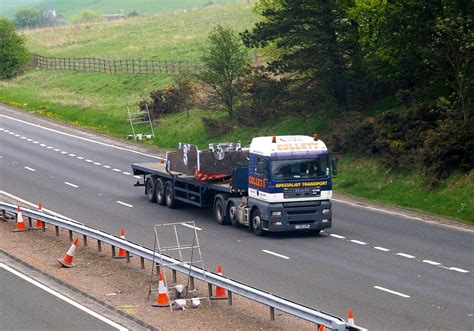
<box><xmin>14</xmin><ymin>8</ymin><xmax>42</xmax><ymax>29</ymax></box>
<box><xmin>0</xmin><ymin>18</ymin><xmax>31</xmax><ymax>80</ymax></box>
<box><xmin>70</xmin><ymin>9</ymin><xmax>102</xmax><ymax>24</ymax></box>
<box><xmin>198</xmin><ymin>25</ymin><xmax>249</xmax><ymax>117</ymax></box>
<box><xmin>242</xmin><ymin>0</ymin><xmax>359</xmax><ymax>108</ymax></box>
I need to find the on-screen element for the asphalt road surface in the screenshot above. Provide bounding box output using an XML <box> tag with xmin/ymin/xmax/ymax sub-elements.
<box><xmin>1</xmin><ymin>105</ymin><xmax>473</xmax><ymax>330</ymax></box>
<box><xmin>0</xmin><ymin>263</ymin><xmax>125</xmax><ymax>330</ymax></box>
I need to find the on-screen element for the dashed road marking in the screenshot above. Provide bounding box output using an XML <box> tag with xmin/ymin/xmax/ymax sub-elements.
<box><xmin>64</xmin><ymin>182</ymin><xmax>79</xmax><ymax>188</ymax></box>
<box><xmin>181</xmin><ymin>223</ymin><xmax>203</xmax><ymax>231</ymax></box>
<box><xmin>24</xmin><ymin>166</ymin><xmax>36</xmax><ymax>172</ymax></box>
<box><xmin>116</xmin><ymin>201</ymin><xmax>133</xmax><ymax>208</ymax></box>
<box><xmin>422</xmin><ymin>260</ymin><xmax>441</xmax><ymax>266</ymax></box>
<box><xmin>103</xmin><ymin>165</ymin><xmax>111</xmax><ymax>169</ymax></box>
<box><xmin>112</xmin><ymin>168</ymin><xmax>121</xmax><ymax>172</ymax></box>
<box><xmin>396</xmin><ymin>253</ymin><xmax>416</xmax><ymax>259</ymax></box>
<box><xmin>76</xmin><ymin>156</ymin><xmax>84</xmax><ymax>160</ymax></box>
<box><xmin>374</xmin><ymin>246</ymin><xmax>390</xmax><ymax>252</ymax></box>
<box><xmin>449</xmin><ymin>267</ymin><xmax>469</xmax><ymax>273</ymax></box>
<box><xmin>69</xmin><ymin>153</ymin><xmax>76</xmax><ymax>157</ymax></box>
<box><xmin>350</xmin><ymin>240</ymin><xmax>367</xmax><ymax>245</ymax></box>
<box><xmin>329</xmin><ymin>234</ymin><xmax>345</xmax><ymax>239</ymax></box>
<box><xmin>374</xmin><ymin>286</ymin><xmax>410</xmax><ymax>298</ymax></box>
<box><xmin>262</xmin><ymin>250</ymin><xmax>290</xmax><ymax>260</ymax></box>
<box><xmin>122</xmin><ymin>172</ymin><xmax>131</xmax><ymax>176</ymax></box>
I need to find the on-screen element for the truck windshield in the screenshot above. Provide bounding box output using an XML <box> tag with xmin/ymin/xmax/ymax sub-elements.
<box><xmin>271</xmin><ymin>157</ymin><xmax>329</xmax><ymax>180</ymax></box>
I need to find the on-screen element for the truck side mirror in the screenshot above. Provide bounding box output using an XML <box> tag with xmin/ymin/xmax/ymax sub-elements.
<box><xmin>330</xmin><ymin>156</ymin><xmax>337</xmax><ymax>176</ymax></box>
<box><xmin>257</xmin><ymin>161</ymin><xmax>265</xmax><ymax>175</ymax></box>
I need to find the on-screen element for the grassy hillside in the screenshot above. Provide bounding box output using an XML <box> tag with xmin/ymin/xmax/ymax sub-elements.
<box><xmin>1</xmin><ymin>2</ymin><xmax>472</xmax><ymax>224</ymax></box>
<box><xmin>1</xmin><ymin>0</ymin><xmax>240</xmax><ymax>20</ymax></box>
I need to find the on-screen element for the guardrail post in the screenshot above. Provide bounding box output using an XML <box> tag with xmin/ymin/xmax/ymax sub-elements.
<box><xmin>155</xmin><ymin>263</ymin><xmax>160</xmax><ymax>275</ymax></box>
<box><xmin>97</xmin><ymin>240</ymin><xmax>102</xmax><ymax>251</ymax></box>
<box><xmin>126</xmin><ymin>251</ymin><xmax>130</xmax><ymax>263</ymax></box>
<box><xmin>42</xmin><ymin>222</ymin><xmax>46</xmax><ymax>232</ymax></box>
<box><xmin>270</xmin><ymin>306</ymin><xmax>275</xmax><ymax>321</ymax></box>
<box><xmin>111</xmin><ymin>245</ymin><xmax>116</xmax><ymax>257</ymax></box>
<box><xmin>83</xmin><ymin>235</ymin><xmax>88</xmax><ymax>246</ymax></box>
<box><xmin>55</xmin><ymin>226</ymin><xmax>59</xmax><ymax>237</ymax></box>
<box><xmin>69</xmin><ymin>230</ymin><xmax>73</xmax><ymax>242</ymax></box>
<box><xmin>28</xmin><ymin>216</ymin><xmax>32</xmax><ymax>228</ymax></box>
<box><xmin>228</xmin><ymin>291</ymin><xmax>233</xmax><ymax>306</ymax></box>
<box><xmin>189</xmin><ymin>276</ymin><xmax>195</xmax><ymax>291</ymax></box>
<box><xmin>2</xmin><ymin>210</ymin><xmax>6</xmax><ymax>222</ymax></box>
<box><xmin>208</xmin><ymin>283</ymin><xmax>213</xmax><ymax>298</ymax></box>
<box><xmin>140</xmin><ymin>257</ymin><xmax>145</xmax><ymax>269</ymax></box>
<box><xmin>172</xmin><ymin>269</ymin><xmax>177</xmax><ymax>284</ymax></box>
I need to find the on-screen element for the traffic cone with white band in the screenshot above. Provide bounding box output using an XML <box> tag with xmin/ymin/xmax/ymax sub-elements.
<box><xmin>13</xmin><ymin>206</ymin><xmax>29</xmax><ymax>232</ymax></box>
<box><xmin>211</xmin><ymin>263</ymin><xmax>228</xmax><ymax>300</ymax></box>
<box><xmin>57</xmin><ymin>238</ymin><xmax>79</xmax><ymax>268</ymax></box>
<box><xmin>114</xmin><ymin>228</ymin><xmax>130</xmax><ymax>259</ymax></box>
<box><xmin>347</xmin><ymin>309</ymin><xmax>355</xmax><ymax>326</ymax></box>
<box><xmin>152</xmin><ymin>272</ymin><xmax>170</xmax><ymax>307</ymax></box>
<box><xmin>33</xmin><ymin>202</ymin><xmax>47</xmax><ymax>230</ymax></box>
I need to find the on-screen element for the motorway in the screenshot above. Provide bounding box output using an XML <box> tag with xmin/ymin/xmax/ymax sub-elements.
<box><xmin>1</xmin><ymin>105</ymin><xmax>473</xmax><ymax>330</ymax></box>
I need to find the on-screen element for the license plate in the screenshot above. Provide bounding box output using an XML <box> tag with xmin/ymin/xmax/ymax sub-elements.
<box><xmin>295</xmin><ymin>224</ymin><xmax>310</xmax><ymax>229</ymax></box>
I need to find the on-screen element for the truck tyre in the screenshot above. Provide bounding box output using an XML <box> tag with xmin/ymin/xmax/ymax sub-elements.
<box><xmin>146</xmin><ymin>177</ymin><xmax>157</xmax><ymax>203</ymax></box>
<box><xmin>214</xmin><ymin>198</ymin><xmax>228</xmax><ymax>225</ymax></box>
<box><xmin>227</xmin><ymin>201</ymin><xmax>239</xmax><ymax>227</ymax></box>
<box><xmin>155</xmin><ymin>178</ymin><xmax>166</xmax><ymax>206</ymax></box>
<box><xmin>164</xmin><ymin>183</ymin><xmax>176</xmax><ymax>209</ymax></box>
<box><xmin>251</xmin><ymin>209</ymin><xmax>264</xmax><ymax>236</ymax></box>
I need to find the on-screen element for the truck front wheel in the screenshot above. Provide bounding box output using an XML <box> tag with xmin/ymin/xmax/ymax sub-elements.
<box><xmin>146</xmin><ymin>177</ymin><xmax>157</xmax><ymax>203</ymax></box>
<box><xmin>227</xmin><ymin>201</ymin><xmax>239</xmax><ymax>227</ymax></box>
<box><xmin>214</xmin><ymin>198</ymin><xmax>228</xmax><ymax>225</ymax></box>
<box><xmin>251</xmin><ymin>209</ymin><xmax>264</xmax><ymax>236</ymax></box>
<box><xmin>165</xmin><ymin>183</ymin><xmax>176</xmax><ymax>209</ymax></box>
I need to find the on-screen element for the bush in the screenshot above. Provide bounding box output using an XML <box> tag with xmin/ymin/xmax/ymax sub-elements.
<box><xmin>128</xmin><ymin>11</ymin><xmax>139</xmax><ymax>17</ymax></box>
<box><xmin>201</xmin><ymin>116</ymin><xmax>233</xmax><ymax>136</ymax></box>
<box><xmin>14</xmin><ymin>8</ymin><xmax>42</xmax><ymax>28</ymax></box>
<box><xmin>0</xmin><ymin>18</ymin><xmax>31</xmax><ymax>79</ymax></box>
<box><xmin>70</xmin><ymin>9</ymin><xmax>102</xmax><ymax>24</ymax></box>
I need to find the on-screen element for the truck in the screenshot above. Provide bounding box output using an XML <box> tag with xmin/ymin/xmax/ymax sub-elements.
<box><xmin>131</xmin><ymin>134</ymin><xmax>337</xmax><ymax>236</ymax></box>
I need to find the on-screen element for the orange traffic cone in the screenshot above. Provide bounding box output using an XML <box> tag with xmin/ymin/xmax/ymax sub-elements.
<box><xmin>114</xmin><ymin>228</ymin><xmax>131</xmax><ymax>259</ymax></box>
<box><xmin>32</xmin><ymin>202</ymin><xmax>47</xmax><ymax>230</ymax></box>
<box><xmin>57</xmin><ymin>238</ymin><xmax>79</xmax><ymax>268</ymax></box>
<box><xmin>347</xmin><ymin>309</ymin><xmax>355</xmax><ymax>326</ymax></box>
<box><xmin>318</xmin><ymin>325</ymin><xmax>325</xmax><ymax>331</ymax></box>
<box><xmin>211</xmin><ymin>263</ymin><xmax>228</xmax><ymax>300</ymax></box>
<box><xmin>152</xmin><ymin>272</ymin><xmax>170</xmax><ymax>307</ymax></box>
<box><xmin>13</xmin><ymin>206</ymin><xmax>29</xmax><ymax>232</ymax></box>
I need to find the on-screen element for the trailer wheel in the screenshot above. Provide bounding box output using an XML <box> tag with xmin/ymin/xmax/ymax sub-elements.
<box><xmin>214</xmin><ymin>198</ymin><xmax>228</xmax><ymax>225</ymax></box>
<box><xmin>164</xmin><ymin>183</ymin><xmax>176</xmax><ymax>209</ymax></box>
<box><xmin>227</xmin><ymin>201</ymin><xmax>239</xmax><ymax>227</ymax></box>
<box><xmin>155</xmin><ymin>178</ymin><xmax>166</xmax><ymax>206</ymax></box>
<box><xmin>146</xmin><ymin>177</ymin><xmax>157</xmax><ymax>203</ymax></box>
<box><xmin>251</xmin><ymin>209</ymin><xmax>264</xmax><ymax>236</ymax></box>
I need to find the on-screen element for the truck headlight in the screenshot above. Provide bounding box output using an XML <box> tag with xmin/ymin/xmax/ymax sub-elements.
<box><xmin>322</xmin><ymin>208</ymin><xmax>330</xmax><ymax>214</ymax></box>
<box><xmin>271</xmin><ymin>211</ymin><xmax>282</xmax><ymax>216</ymax></box>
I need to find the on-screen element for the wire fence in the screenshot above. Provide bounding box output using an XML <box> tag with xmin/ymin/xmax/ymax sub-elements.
<box><xmin>31</xmin><ymin>54</ymin><xmax>200</xmax><ymax>75</ymax></box>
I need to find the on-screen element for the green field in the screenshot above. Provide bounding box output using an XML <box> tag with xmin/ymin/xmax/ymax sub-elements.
<box><xmin>1</xmin><ymin>0</ymin><xmax>240</xmax><ymax>20</ymax></box>
<box><xmin>1</xmin><ymin>2</ymin><xmax>472</xmax><ymax>223</ymax></box>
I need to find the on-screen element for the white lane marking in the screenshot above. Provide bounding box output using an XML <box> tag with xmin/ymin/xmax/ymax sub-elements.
<box><xmin>0</xmin><ymin>191</ymin><xmax>79</xmax><ymax>223</ymax></box>
<box><xmin>374</xmin><ymin>246</ymin><xmax>390</xmax><ymax>252</ymax></box>
<box><xmin>122</xmin><ymin>172</ymin><xmax>131</xmax><ymax>176</ymax></box>
<box><xmin>1</xmin><ymin>114</ymin><xmax>164</xmax><ymax>160</ymax></box>
<box><xmin>329</xmin><ymin>234</ymin><xmax>345</xmax><ymax>239</ymax></box>
<box><xmin>181</xmin><ymin>223</ymin><xmax>203</xmax><ymax>231</ymax></box>
<box><xmin>116</xmin><ymin>201</ymin><xmax>133</xmax><ymax>208</ymax></box>
<box><xmin>8</xmin><ymin>132</ymin><xmax>14</xmax><ymax>134</ymax></box>
<box><xmin>21</xmin><ymin>136</ymin><xmax>27</xmax><ymax>139</ymax></box>
<box><xmin>54</xmin><ymin>148</ymin><xmax>60</xmax><ymax>152</ymax></box>
<box><xmin>64</xmin><ymin>182</ymin><xmax>79</xmax><ymax>188</ymax></box>
<box><xmin>46</xmin><ymin>146</ymin><xmax>53</xmax><ymax>149</ymax></box>
<box><xmin>103</xmin><ymin>165</ymin><xmax>111</xmax><ymax>169</ymax></box>
<box><xmin>15</xmin><ymin>134</ymin><xmax>20</xmax><ymax>137</ymax></box>
<box><xmin>262</xmin><ymin>249</ymin><xmax>290</xmax><ymax>260</ymax></box>
<box><xmin>350</xmin><ymin>240</ymin><xmax>367</xmax><ymax>245</ymax></box>
<box><xmin>85</xmin><ymin>159</ymin><xmax>93</xmax><ymax>163</ymax></box>
<box><xmin>422</xmin><ymin>260</ymin><xmax>441</xmax><ymax>266</ymax></box>
<box><xmin>24</xmin><ymin>166</ymin><xmax>36</xmax><ymax>172</ymax></box>
<box><xmin>396</xmin><ymin>253</ymin><xmax>416</xmax><ymax>259</ymax></box>
<box><xmin>76</xmin><ymin>156</ymin><xmax>84</xmax><ymax>160</ymax></box>
<box><xmin>374</xmin><ymin>286</ymin><xmax>410</xmax><ymax>298</ymax></box>
<box><xmin>449</xmin><ymin>267</ymin><xmax>469</xmax><ymax>273</ymax></box>
<box><xmin>33</xmin><ymin>141</ymin><xmax>39</xmax><ymax>144</ymax></box>
<box><xmin>0</xmin><ymin>263</ymin><xmax>128</xmax><ymax>331</ymax></box>
<box><xmin>69</xmin><ymin>153</ymin><xmax>76</xmax><ymax>157</ymax></box>
<box><xmin>61</xmin><ymin>151</ymin><xmax>68</xmax><ymax>154</ymax></box>
<box><xmin>27</xmin><ymin>138</ymin><xmax>33</xmax><ymax>141</ymax></box>
<box><xmin>112</xmin><ymin>168</ymin><xmax>121</xmax><ymax>172</ymax></box>
<box><xmin>94</xmin><ymin>162</ymin><xmax>101</xmax><ymax>166</ymax></box>
<box><xmin>40</xmin><ymin>143</ymin><xmax>46</xmax><ymax>147</ymax></box>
